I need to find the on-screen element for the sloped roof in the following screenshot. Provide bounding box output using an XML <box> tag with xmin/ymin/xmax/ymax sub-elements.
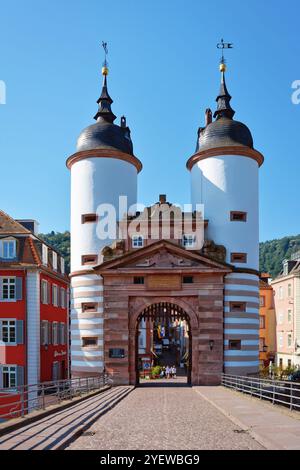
<box><xmin>0</xmin><ymin>210</ymin><xmax>31</xmax><ymax>235</ymax></box>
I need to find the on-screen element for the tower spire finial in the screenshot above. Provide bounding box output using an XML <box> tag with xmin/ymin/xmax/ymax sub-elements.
<box><xmin>214</xmin><ymin>39</ymin><xmax>235</xmax><ymax>120</ymax></box>
<box><xmin>94</xmin><ymin>41</ymin><xmax>117</xmax><ymax>122</ymax></box>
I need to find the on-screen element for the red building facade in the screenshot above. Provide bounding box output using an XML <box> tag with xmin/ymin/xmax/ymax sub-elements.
<box><xmin>0</xmin><ymin>211</ymin><xmax>69</xmax><ymax>419</ymax></box>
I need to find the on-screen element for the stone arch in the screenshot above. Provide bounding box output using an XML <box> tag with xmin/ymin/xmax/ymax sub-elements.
<box><xmin>128</xmin><ymin>296</ymin><xmax>200</xmax><ymax>385</ymax></box>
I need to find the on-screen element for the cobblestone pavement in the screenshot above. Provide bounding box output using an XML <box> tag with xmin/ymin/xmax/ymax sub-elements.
<box><xmin>67</xmin><ymin>385</ymin><xmax>263</xmax><ymax>450</ymax></box>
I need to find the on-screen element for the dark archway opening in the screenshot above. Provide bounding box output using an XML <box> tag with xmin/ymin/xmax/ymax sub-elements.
<box><xmin>135</xmin><ymin>302</ymin><xmax>192</xmax><ymax>387</ymax></box>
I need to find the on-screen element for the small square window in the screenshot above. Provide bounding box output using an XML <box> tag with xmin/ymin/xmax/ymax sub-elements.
<box><xmin>82</xmin><ymin>302</ymin><xmax>97</xmax><ymax>313</ymax></box>
<box><xmin>132</xmin><ymin>236</ymin><xmax>144</xmax><ymax>248</ymax></box>
<box><xmin>229</xmin><ymin>302</ymin><xmax>246</xmax><ymax>312</ymax></box>
<box><xmin>230</xmin><ymin>211</ymin><xmax>247</xmax><ymax>222</ymax></box>
<box><xmin>229</xmin><ymin>340</ymin><xmax>241</xmax><ymax>350</ymax></box>
<box><xmin>82</xmin><ymin>255</ymin><xmax>98</xmax><ymax>265</ymax></box>
<box><xmin>183</xmin><ymin>276</ymin><xmax>194</xmax><ymax>284</ymax></box>
<box><xmin>134</xmin><ymin>277</ymin><xmax>144</xmax><ymax>285</ymax></box>
<box><xmin>230</xmin><ymin>253</ymin><xmax>247</xmax><ymax>264</ymax></box>
<box><xmin>82</xmin><ymin>337</ymin><xmax>98</xmax><ymax>348</ymax></box>
<box><xmin>82</xmin><ymin>214</ymin><xmax>98</xmax><ymax>224</ymax></box>
<box><xmin>182</xmin><ymin>235</ymin><xmax>196</xmax><ymax>248</ymax></box>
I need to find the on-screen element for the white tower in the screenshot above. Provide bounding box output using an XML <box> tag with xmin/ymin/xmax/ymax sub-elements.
<box><xmin>187</xmin><ymin>61</ymin><xmax>264</xmax><ymax>376</ymax></box>
<box><xmin>67</xmin><ymin>57</ymin><xmax>142</xmax><ymax>378</ymax></box>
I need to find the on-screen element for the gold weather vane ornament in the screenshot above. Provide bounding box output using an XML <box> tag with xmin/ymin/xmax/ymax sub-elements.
<box><xmin>217</xmin><ymin>39</ymin><xmax>233</xmax><ymax>72</ymax></box>
<box><xmin>102</xmin><ymin>41</ymin><xmax>109</xmax><ymax>76</ymax></box>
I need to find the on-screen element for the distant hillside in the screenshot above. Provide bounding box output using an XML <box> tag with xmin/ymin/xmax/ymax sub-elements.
<box><xmin>39</xmin><ymin>230</ymin><xmax>300</xmax><ymax>279</ymax></box>
<box><xmin>259</xmin><ymin>235</ymin><xmax>300</xmax><ymax>279</ymax></box>
<box><xmin>39</xmin><ymin>231</ymin><xmax>70</xmax><ymax>274</ymax></box>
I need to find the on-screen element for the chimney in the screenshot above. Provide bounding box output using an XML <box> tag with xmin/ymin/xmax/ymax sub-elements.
<box><xmin>205</xmin><ymin>108</ymin><xmax>212</xmax><ymax>126</ymax></box>
<box><xmin>159</xmin><ymin>194</ymin><xmax>167</xmax><ymax>204</ymax></box>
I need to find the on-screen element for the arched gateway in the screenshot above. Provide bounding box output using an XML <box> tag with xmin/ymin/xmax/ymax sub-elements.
<box><xmin>135</xmin><ymin>302</ymin><xmax>193</xmax><ymax>385</ymax></box>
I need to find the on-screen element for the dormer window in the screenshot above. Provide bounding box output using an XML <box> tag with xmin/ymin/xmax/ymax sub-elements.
<box><xmin>1</xmin><ymin>239</ymin><xmax>16</xmax><ymax>259</ymax></box>
<box><xmin>52</xmin><ymin>252</ymin><xmax>57</xmax><ymax>271</ymax></box>
<box><xmin>132</xmin><ymin>236</ymin><xmax>144</xmax><ymax>248</ymax></box>
<box><xmin>42</xmin><ymin>244</ymin><xmax>48</xmax><ymax>266</ymax></box>
<box><xmin>182</xmin><ymin>235</ymin><xmax>196</xmax><ymax>249</ymax></box>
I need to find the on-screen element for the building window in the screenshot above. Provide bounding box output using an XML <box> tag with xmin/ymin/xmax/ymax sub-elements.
<box><xmin>2</xmin><ymin>366</ymin><xmax>16</xmax><ymax>388</ymax></box>
<box><xmin>59</xmin><ymin>323</ymin><xmax>66</xmax><ymax>345</ymax></box>
<box><xmin>278</xmin><ymin>312</ymin><xmax>284</xmax><ymax>324</ymax></box>
<box><xmin>279</xmin><ymin>358</ymin><xmax>283</xmax><ymax>369</ymax></box>
<box><xmin>61</xmin><ymin>258</ymin><xmax>65</xmax><ymax>275</ymax></box>
<box><xmin>134</xmin><ymin>277</ymin><xmax>144</xmax><ymax>285</ymax></box>
<box><xmin>182</xmin><ymin>235</ymin><xmax>196</xmax><ymax>249</ymax></box>
<box><xmin>288</xmin><ymin>359</ymin><xmax>292</xmax><ymax>368</ymax></box>
<box><xmin>2</xmin><ymin>278</ymin><xmax>16</xmax><ymax>300</ymax></box>
<box><xmin>82</xmin><ymin>214</ymin><xmax>98</xmax><ymax>224</ymax></box>
<box><xmin>1</xmin><ymin>320</ymin><xmax>16</xmax><ymax>343</ymax></box>
<box><xmin>183</xmin><ymin>276</ymin><xmax>194</xmax><ymax>284</ymax></box>
<box><xmin>279</xmin><ymin>335</ymin><xmax>283</xmax><ymax>348</ymax></box>
<box><xmin>288</xmin><ymin>309</ymin><xmax>292</xmax><ymax>323</ymax></box>
<box><xmin>230</xmin><ymin>211</ymin><xmax>247</xmax><ymax>222</ymax></box>
<box><xmin>41</xmin><ymin>280</ymin><xmax>49</xmax><ymax>304</ymax></box>
<box><xmin>229</xmin><ymin>340</ymin><xmax>241</xmax><ymax>350</ymax></box>
<box><xmin>41</xmin><ymin>320</ymin><xmax>49</xmax><ymax>346</ymax></box>
<box><xmin>260</xmin><ymin>296</ymin><xmax>265</xmax><ymax>307</ymax></box>
<box><xmin>42</xmin><ymin>244</ymin><xmax>48</xmax><ymax>266</ymax></box>
<box><xmin>279</xmin><ymin>286</ymin><xmax>284</xmax><ymax>300</ymax></box>
<box><xmin>259</xmin><ymin>338</ymin><xmax>265</xmax><ymax>352</ymax></box>
<box><xmin>288</xmin><ymin>284</ymin><xmax>292</xmax><ymax>298</ymax></box>
<box><xmin>229</xmin><ymin>302</ymin><xmax>246</xmax><ymax>312</ymax></box>
<box><xmin>82</xmin><ymin>254</ymin><xmax>98</xmax><ymax>265</ymax></box>
<box><xmin>82</xmin><ymin>302</ymin><xmax>97</xmax><ymax>313</ymax></box>
<box><xmin>52</xmin><ymin>252</ymin><xmax>58</xmax><ymax>271</ymax></box>
<box><xmin>52</xmin><ymin>322</ymin><xmax>59</xmax><ymax>345</ymax></box>
<box><xmin>259</xmin><ymin>316</ymin><xmax>265</xmax><ymax>329</ymax></box>
<box><xmin>132</xmin><ymin>236</ymin><xmax>144</xmax><ymax>248</ymax></box>
<box><xmin>288</xmin><ymin>334</ymin><xmax>293</xmax><ymax>348</ymax></box>
<box><xmin>1</xmin><ymin>240</ymin><xmax>16</xmax><ymax>259</ymax></box>
<box><xmin>52</xmin><ymin>284</ymin><xmax>58</xmax><ymax>307</ymax></box>
<box><xmin>82</xmin><ymin>337</ymin><xmax>98</xmax><ymax>348</ymax></box>
<box><xmin>230</xmin><ymin>253</ymin><xmax>247</xmax><ymax>264</ymax></box>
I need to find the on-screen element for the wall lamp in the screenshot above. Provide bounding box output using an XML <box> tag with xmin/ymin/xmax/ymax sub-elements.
<box><xmin>209</xmin><ymin>340</ymin><xmax>214</xmax><ymax>351</ymax></box>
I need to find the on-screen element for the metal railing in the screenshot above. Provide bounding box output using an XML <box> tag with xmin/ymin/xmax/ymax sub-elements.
<box><xmin>222</xmin><ymin>373</ymin><xmax>300</xmax><ymax>411</ymax></box>
<box><xmin>0</xmin><ymin>374</ymin><xmax>112</xmax><ymax>421</ymax></box>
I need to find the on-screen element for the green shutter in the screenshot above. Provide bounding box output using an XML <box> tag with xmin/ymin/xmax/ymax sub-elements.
<box><xmin>16</xmin><ymin>278</ymin><xmax>23</xmax><ymax>301</ymax></box>
<box><xmin>16</xmin><ymin>320</ymin><xmax>24</xmax><ymax>344</ymax></box>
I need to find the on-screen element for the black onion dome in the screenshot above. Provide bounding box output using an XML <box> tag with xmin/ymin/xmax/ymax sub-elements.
<box><xmin>195</xmin><ymin>68</ymin><xmax>254</xmax><ymax>153</ymax></box>
<box><xmin>196</xmin><ymin>117</ymin><xmax>253</xmax><ymax>152</ymax></box>
<box><xmin>77</xmin><ymin>118</ymin><xmax>134</xmax><ymax>154</ymax></box>
<box><xmin>77</xmin><ymin>71</ymin><xmax>134</xmax><ymax>155</ymax></box>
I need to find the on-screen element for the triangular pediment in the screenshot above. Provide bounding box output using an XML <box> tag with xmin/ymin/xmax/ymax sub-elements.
<box><xmin>94</xmin><ymin>240</ymin><xmax>232</xmax><ymax>273</ymax></box>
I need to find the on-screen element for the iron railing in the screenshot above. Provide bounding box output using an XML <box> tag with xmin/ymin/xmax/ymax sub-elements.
<box><xmin>0</xmin><ymin>374</ymin><xmax>112</xmax><ymax>421</ymax></box>
<box><xmin>222</xmin><ymin>373</ymin><xmax>300</xmax><ymax>411</ymax></box>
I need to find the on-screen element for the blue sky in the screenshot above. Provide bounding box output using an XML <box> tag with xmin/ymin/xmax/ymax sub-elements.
<box><xmin>0</xmin><ymin>0</ymin><xmax>299</xmax><ymax>242</ymax></box>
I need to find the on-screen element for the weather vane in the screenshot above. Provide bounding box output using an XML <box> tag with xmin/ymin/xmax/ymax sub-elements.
<box><xmin>217</xmin><ymin>38</ymin><xmax>233</xmax><ymax>65</ymax></box>
<box><xmin>102</xmin><ymin>41</ymin><xmax>109</xmax><ymax>76</ymax></box>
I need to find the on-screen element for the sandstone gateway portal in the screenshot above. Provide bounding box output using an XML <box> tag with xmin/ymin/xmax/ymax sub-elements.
<box><xmin>67</xmin><ymin>53</ymin><xmax>264</xmax><ymax>386</ymax></box>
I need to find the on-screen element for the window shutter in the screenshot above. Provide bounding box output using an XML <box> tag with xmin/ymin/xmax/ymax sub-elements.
<box><xmin>47</xmin><ymin>282</ymin><xmax>51</xmax><ymax>305</ymax></box>
<box><xmin>57</xmin><ymin>288</ymin><xmax>61</xmax><ymax>308</ymax></box>
<box><xmin>16</xmin><ymin>278</ymin><xmax>23</xmax><ymax>301</ymax></box>
<box><xmin>0</xmin><ymin>366</ymin><xmax>3</xmax><ymax>389</ymax></box>
<box><xmin>48</xmin><ymin>322</ymin><xmax>52</xmax><ymax>345</ymax></box>
<box><xmin>16</xmin><ymin>320</ymin><xmax>24</xmax><ymax>344</ymax></box>
<box><xmin>17</xmin><ymin>366</ymin><xmax>24</xmax><ymax>387</ymax></box>
<box><xmin>0</xmin><ymin>277</ymin><xmax>3</xmax><ymax>301</ymax></box>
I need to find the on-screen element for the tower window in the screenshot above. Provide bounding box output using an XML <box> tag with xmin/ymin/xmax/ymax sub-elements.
<box><xmin>229</xmin><ymin>302</ymin><xmax>246</xmax><ymax>312</ymax></box>
<box><xmin>134</xmin><ymin>277</ymin><xmax>144</xmax><ymax>285</ymax></box>
<box><xmin>82</xmin><ymin>214</ymin><xmax>98</xmax><ymax>224</ymax></box>
<box><xmin>182</xmin><ymin>235</ymin><xmax>196</xmax><ymax>248</ymax></box>
<box><xmin>229</xmin><ymin>340</ymin><xmax>241</xmax><ymax>350</ymax></box>
<box><xmin>183</xmin><ymin>276</ymin><xmax>194</xmax><ymax>284</ymax></box>
<box><xmin>82</xmin><ymin>254</ymin><xmax>98</xmax><ymax>265</ymax></box>
<box><xmin>230</xmin><ymin>253</ymin><xmax>247</xmax><ymax>264</ymax></box>
<box><xmin>230</xmin><ymin>211</ymin><xmax>247</xmax><ymax>222</ymax></box>
<box><xmin>82</xmin><ymin>337</ymin><xmax>98</xmax><ymax>348</ymax></box>
<box><xmin>82</xmin><ymin>302</ymin><xmax>97</xmax><ymax>313</ymax></box>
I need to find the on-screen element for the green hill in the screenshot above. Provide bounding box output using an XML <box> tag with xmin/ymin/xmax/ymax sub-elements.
<box><xmin>39</xmin><ymin>231</ymin><xmax>300</xmax><ymax>279</ymax></box>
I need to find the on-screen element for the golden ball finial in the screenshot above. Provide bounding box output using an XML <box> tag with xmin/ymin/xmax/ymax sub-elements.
<box><xmin>102</xmin><ymin>66</ymin><xmax>109</xmax><ymax>76</ymax></box>
<box><xmin>219</xmin><ymin>62</ymin><xmax>227</xmax><ymax>73</ymax></box>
